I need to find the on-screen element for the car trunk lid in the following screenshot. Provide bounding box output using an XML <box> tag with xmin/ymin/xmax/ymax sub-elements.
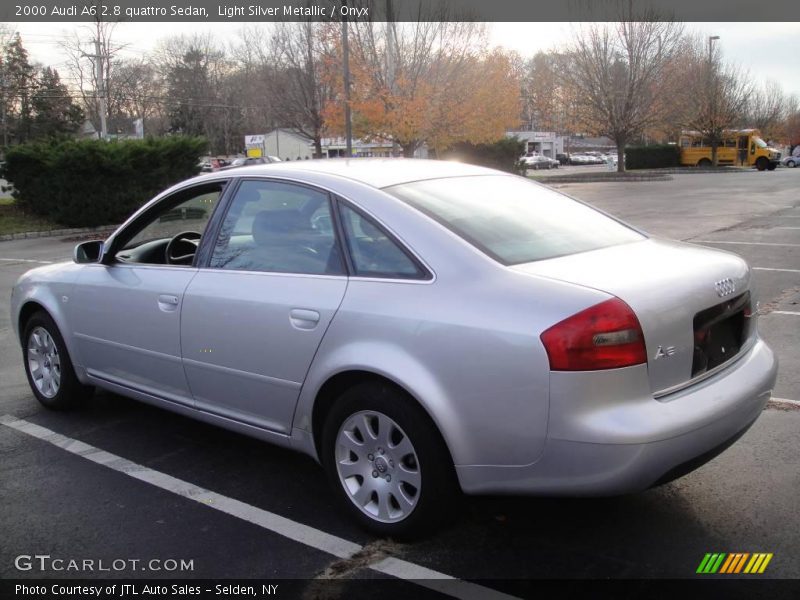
<box><xmin>514</xmin><ymin>238</ymin><xmax>754</xmax><ymax>396</ymax></box>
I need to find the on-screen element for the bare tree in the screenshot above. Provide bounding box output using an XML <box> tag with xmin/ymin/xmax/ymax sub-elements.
<box><xmin>266</xmin><ymin>21</ymin><xmax>336</xmax><ymax>157</ymax></box>
<box><xmin>108</xmin><ymin>58</ymin><xmax>165</xmax><ymax>135</ymax></box>
<box><xmin>60</xmin><ymin>17</ymin><xmax>125</xmax><ymax>137</ymax></box>
<box><xmin>747</xmin><ymin>80</ymin><xmax>786</xmax><ymax>141</ymax></box>
<box><xmin>153</xmin><ymin>33</ymin><xmax>241</xmax><ymax>153</ymax></box>
<box><xmin>565</xmin><ymin>16</ymin><xmax>684</xmax><ymax>171</ymax></box>
<box><xmin>680</xmin><ymin>36</ymin><xmax>753</xmax><ymax>166</ymax></box>
<box><xmin>231</xmin><ymin>25</ymin><xmax>279</xmax><ymax>136</ymax></box>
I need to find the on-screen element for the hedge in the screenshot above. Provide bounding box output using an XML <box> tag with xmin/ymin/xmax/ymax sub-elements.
<box><xmin>625</xmin><ymin>144</ymin><xmax>681</xmax><ymax>170</ymax></box>
<box><xmin>0</xmin><ymin>136</ymin><xmax>207</xmax><ymax>228</ymax></box>
<box><xmin>442</xmin><ymin>137</ymin><xmax>526</xmax><ymax>174</ymax></box>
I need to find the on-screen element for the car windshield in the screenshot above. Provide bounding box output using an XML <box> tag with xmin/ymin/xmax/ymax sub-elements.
<box><xmin>385</xmin><ymin>175</ymin><xmax>644</xmax><ymax>265</ymax></box>
<box><xmin>753</xmin><ymin>137</ymin><xmax>767</xmax><ymax>148</ymax></box>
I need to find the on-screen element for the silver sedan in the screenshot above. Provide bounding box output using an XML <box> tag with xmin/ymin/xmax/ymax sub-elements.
<box><xmin>10</xmin><ymin>159</ymin><xmax>777</xmax><ymax>538</ymax></box>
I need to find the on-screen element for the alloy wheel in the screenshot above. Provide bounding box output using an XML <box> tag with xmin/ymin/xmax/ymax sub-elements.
<box><xmin>27</xmin><ymin>327</ymin><xmax>61</xmax><ymax>398</ymax></box>
<box><xmin>334</xmin><ymin>410</ymin><xmax>422</xmax><ymax>523</ymax></box>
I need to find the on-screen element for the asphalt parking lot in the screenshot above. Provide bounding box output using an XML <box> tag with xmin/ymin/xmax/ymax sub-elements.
<box><xmin>1</xmin><ymin>169</ymin><xmax>799</xmax><ymax>596</ymax></box>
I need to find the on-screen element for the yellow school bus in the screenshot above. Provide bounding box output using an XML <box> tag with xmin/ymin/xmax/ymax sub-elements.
<box><xmin>679</xmin><ymin>129</ymin><xmax>782</xmax><ymax>171</ymax></box>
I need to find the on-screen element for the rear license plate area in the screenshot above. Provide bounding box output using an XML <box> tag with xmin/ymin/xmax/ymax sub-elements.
<box><xmin>692</xmin><ymin>292</ymin><xmax>750</xmax><ymax>376</ymax></box>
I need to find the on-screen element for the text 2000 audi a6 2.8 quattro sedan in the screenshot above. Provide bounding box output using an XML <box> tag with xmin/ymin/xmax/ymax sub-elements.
<box><xmin>11</xmin><ymin>159</ymin><xmax>777</xmax><ymax>537</ymax></box>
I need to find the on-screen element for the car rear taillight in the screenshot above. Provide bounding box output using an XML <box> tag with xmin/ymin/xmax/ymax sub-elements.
<box><xmin>540</xmin><ymin>297</ymin><xmax>646</xmax><ymax>371</ymax></box>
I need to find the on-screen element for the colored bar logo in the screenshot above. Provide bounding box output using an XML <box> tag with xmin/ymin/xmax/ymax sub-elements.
<box><xmin>696</xmin><ymin>553</ymin><xmax>773</xmax><ymax>574</ymax></box>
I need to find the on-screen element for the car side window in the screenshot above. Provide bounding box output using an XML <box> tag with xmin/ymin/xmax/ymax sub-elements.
<box><xmin>116</xmin><ymin>185</ymin><xmax>223</xmax><ymax>266</ymax></box>
<box><xmin>209</xmin><ymin>180</ymin><xmax>344</xmax><ymax>275</ymax></box>
<box><xmin>338</xmin><ymin>203</ymin><xmax>426</xmax><ymax>279</ymax></box>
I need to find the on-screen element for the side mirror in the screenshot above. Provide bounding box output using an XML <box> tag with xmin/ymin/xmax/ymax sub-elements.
<box><xmin>73</xmin><ymin>240</ymin><xmax>104</xmax><ymax>264</ymax></box>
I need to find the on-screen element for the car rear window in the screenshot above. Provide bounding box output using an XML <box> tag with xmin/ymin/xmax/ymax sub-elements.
<box><xmin>385</xmin><ymin>175</ymin><xmax>644</xmax><ymax>265</ymax></box>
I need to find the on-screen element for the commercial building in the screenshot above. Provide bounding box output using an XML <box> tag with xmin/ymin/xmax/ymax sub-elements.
<box><xmin>506</xmin><ymin>131</ymin><xmax>565</xmax><ymax>158</ymax></box>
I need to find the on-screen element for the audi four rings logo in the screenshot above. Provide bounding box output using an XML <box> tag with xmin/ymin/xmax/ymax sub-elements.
<box><xmin>715</xmin><ymin>278</ymin><xmax>736</xmax><ymax>297</ymax></box>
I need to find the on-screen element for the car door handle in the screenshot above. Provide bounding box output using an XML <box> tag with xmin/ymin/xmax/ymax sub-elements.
<box><xmin>289</xmin><ymin>309</ymin><xmax>320</xmax><ymax>330</ymax></box>
<box><xmin>157</xmin><ymin>294</ymin><xmax>179</xmax><ymax>311</ymax></box>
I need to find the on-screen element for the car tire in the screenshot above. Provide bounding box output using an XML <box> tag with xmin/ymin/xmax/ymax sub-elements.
<box><xmin>756</xmin><ymin>157</ymin><xmax>768</xmax><ymax>171</ymax></box>
<box><xmin>321</xmin><ymin>381</ymin><xmax>459</xmax><ymax>539</ymax></box>
<box><xmin>767</xmin><ymin>162</ymin><xmax>777</xmax><ymax>171</ymax></box>
<box><xmin>22</xmin><ymin>311</ymin><xmax>93</xmax><ymax>410</ymax></box>
<box><xmin>788</xmin><ymin>160</ymin><xmax>796</xmax><ymax>168</ymax></box>
<box><xmin>698</xmin><ymin>158</ymin><xmax>712</xmax><ymax>168</ymax></box>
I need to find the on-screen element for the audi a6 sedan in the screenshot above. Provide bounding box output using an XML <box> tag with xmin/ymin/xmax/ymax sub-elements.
<box><xmin>11</xmin><ymin>159</ymin><xmax>777</xmax><ymax>537</ymax></box>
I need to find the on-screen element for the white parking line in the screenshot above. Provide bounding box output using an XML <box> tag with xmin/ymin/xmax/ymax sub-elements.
<box><xmin>774</xmin><ymin>227</ymin><xmax>800</xmax><ymax>230</ymax></box>
<box><xmin>0</xmin><ymin>415</ymin><xmax>516</xmax><ymax>600</ymax></box>
<box><xmin>693</xmin><ymin>241</ymin><xmax>800</xmax><ymax>247</ymax></box>
<box><xmin>753</xmin><ymin>267</ymin><xmax>800</xmax><ymax>273</ymax></box>
<box><xmin>0</xmin><ymin>258</ymin><xmax>54</xmax><ymax>264</ymax></box>
<box><xmin>769</xmin><ymin>311</ymin><xmax>800</xmax><ymax>317</ymax></box>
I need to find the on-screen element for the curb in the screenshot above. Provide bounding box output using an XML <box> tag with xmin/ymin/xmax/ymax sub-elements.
<box><xmin>0</xmin><ymin>225</ymin><xmax>118</xmax><ymax>243</ymax></box>
<box><xmin>532</xmin><ymin>174</ymin><xmax>673</xmax><ymax>184</ymax></box>
<box><xmin>530</xmin><ymin>166</ymin><xmax>755</xmax><ymax>184</ymax></box>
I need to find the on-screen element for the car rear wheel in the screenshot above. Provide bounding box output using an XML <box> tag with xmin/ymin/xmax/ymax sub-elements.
<box><xmin>787</xmin><ymin>160</ymin><xmax>797</xmax><ymax>168</ymax></box>
<box><xmin>321</xmin><ymin>381</ymin><xmax>459</xmax><ymax>539</ymax></box>
<box><xmin>756</xmin><ymin>157</ymin><xmax>769</xmax><ymax>171</ymax></box>
<box><xmin>23</xmin><ymin>311</ymin><xmax>93</xmax><ymax>410</ymax></box>
<box><xmin>698</xmin><ymin>158</ymin><xmax>712</xmax><ymax>167</ymax></box>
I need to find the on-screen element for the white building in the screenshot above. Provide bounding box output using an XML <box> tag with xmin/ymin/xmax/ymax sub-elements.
<box><xmin>506</xmin><ymin>131</ymin><xmax>565</xmax><ymax>158</ymax></box>
<box><xmin>253</xmin><ymin>128</ymin><xmax>428</xmax><ymax>160</ymax></box>
<box><xmin>260</xmin><ymin>129</ymin><xmax>314</xmax><ymax>161</ymax></box>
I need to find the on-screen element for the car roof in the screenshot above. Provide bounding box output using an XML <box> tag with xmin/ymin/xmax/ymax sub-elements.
<box><xmin>194</xmin><ymin>158</ymin><xmax>502</xmax><ymax>189</ymax></box>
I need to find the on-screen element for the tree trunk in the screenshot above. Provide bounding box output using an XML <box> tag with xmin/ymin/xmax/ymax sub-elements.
<box><xmin>711</xmin><ymin>143</ymin><xmax>718</xmax><ymax>167</ymax></box>
<box><xmin>402</xmin><ymin>142</ymin><xmax>418</xmax><ymax>158</ymax></box>
<box><xmin>314</xmin><ymin>136</ymin><xmax>323</xmax><ymax>159</ymax></box>
<box><xmin>615</xmin><ymin>136</ymin><xmax>626</xmax><ymax>173</ymax></box>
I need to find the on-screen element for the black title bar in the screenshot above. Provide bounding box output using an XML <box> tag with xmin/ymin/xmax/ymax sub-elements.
<box><xmin>2</xmin><ymin>0</ymin><xmax>799</xmax><ymax>23</ymax></box>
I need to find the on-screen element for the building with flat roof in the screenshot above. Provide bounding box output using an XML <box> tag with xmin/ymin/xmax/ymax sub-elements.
<box><xmin>253</xmin><ymin>128</ymin><xmax>427</xmax><ymax>160</ymax></box>
<box><xmin>506</xmin><ymin>131</ymin><xmax>565</xmax><ymax>158</ymax></box>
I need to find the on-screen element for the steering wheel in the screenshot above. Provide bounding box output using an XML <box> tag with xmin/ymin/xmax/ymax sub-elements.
<box><xmin>165</xmin><ymin>231</ymin><xmax>202</xmax><ymax>265</ymax></box>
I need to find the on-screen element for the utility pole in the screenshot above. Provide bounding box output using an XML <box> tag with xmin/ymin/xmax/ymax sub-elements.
<box><xmin>84</xmin><ymin>39</ymin><xmax>108</xmax><ymax>140</ymax></box>
<box><xmin>342</xmin><ymin>1</ymin><xmax>352</xmax><ymax>157</ymax></box>
<box><xmin>708</xmin><ymin>35</ymin><xmax>719</xmax><ymax>61</ymax></box>
<box><xmin>386</xmin><ymin>0</ymin><xmax>400</xmax><ymax>157</ymax></box>
<box><xmin>1</xmin><ymin>72</ymin><xmax>7</xmax><ymax>147</ymax></box>
<box><xmin>707</xmin><ymin>35</ymin><xmax>720</xmax><ymax>165</ymax></box>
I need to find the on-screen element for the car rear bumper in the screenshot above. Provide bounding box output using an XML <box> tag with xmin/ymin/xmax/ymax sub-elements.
<box><xmin>456</xmin><ymin>338</ymin><xmax>777</xmax><ymax>495</ymax></box>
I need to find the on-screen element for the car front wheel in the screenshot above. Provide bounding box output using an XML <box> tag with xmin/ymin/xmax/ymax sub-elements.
<box><xmin>23</xmin><ymin>311</ymin><xmax>93</xmax><ymax>409</ymax></box>
<box><xmin>321</xmin><ymin>381</ymin><xmax>458</xmax><ymax>539</ymax></box>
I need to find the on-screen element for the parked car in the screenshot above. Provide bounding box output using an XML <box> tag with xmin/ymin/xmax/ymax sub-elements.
<box><xmin>522</xmin><ymin>155</ymin><xmax>559</xmax><ymax>170</ymax></box>
<box><xmin>11</xmin><ymin>159</ymin><xmax>777</xmax><ymax>538</ymax></box>
<box><xmin>584</xmin><ymin>152</ymin><xmax>607</xmax><ymax>164</ymax></box>
<box><xmin>570</xmin><ymin>154</ymin><xmax>589</xmax><ymax>165</ymax></box>
<box><xmin>781</xmin><ymin>155</ymin><xmax>798</xmax><ymax>168</ymax></box>
<box><xmin>556</xmin><ymin>153</ymin><xmax>570</xmax><ymax>165</ymax></box>
<box><xmin>219</xmin><ymin>156</ymin><xmax>281</xmax><ymax>171</ymax></box>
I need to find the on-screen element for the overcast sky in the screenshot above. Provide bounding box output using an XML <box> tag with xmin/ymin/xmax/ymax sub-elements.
<box><xmin>9</xmin><ymin>21</ymin><xmax>800</xmax><ymax>98</ymax></box>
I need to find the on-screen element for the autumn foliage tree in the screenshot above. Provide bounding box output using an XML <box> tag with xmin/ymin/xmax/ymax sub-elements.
<box><xmin>323</xmin><ymin>21</ymin><xmax>520</xmax><ymax>157</ymax></box>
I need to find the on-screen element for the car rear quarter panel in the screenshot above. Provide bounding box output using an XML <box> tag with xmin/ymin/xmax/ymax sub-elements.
<box><xmin>296</xmin><ymin>268</ymin><xmax>611</xmax><ymax>468</ymax></box>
